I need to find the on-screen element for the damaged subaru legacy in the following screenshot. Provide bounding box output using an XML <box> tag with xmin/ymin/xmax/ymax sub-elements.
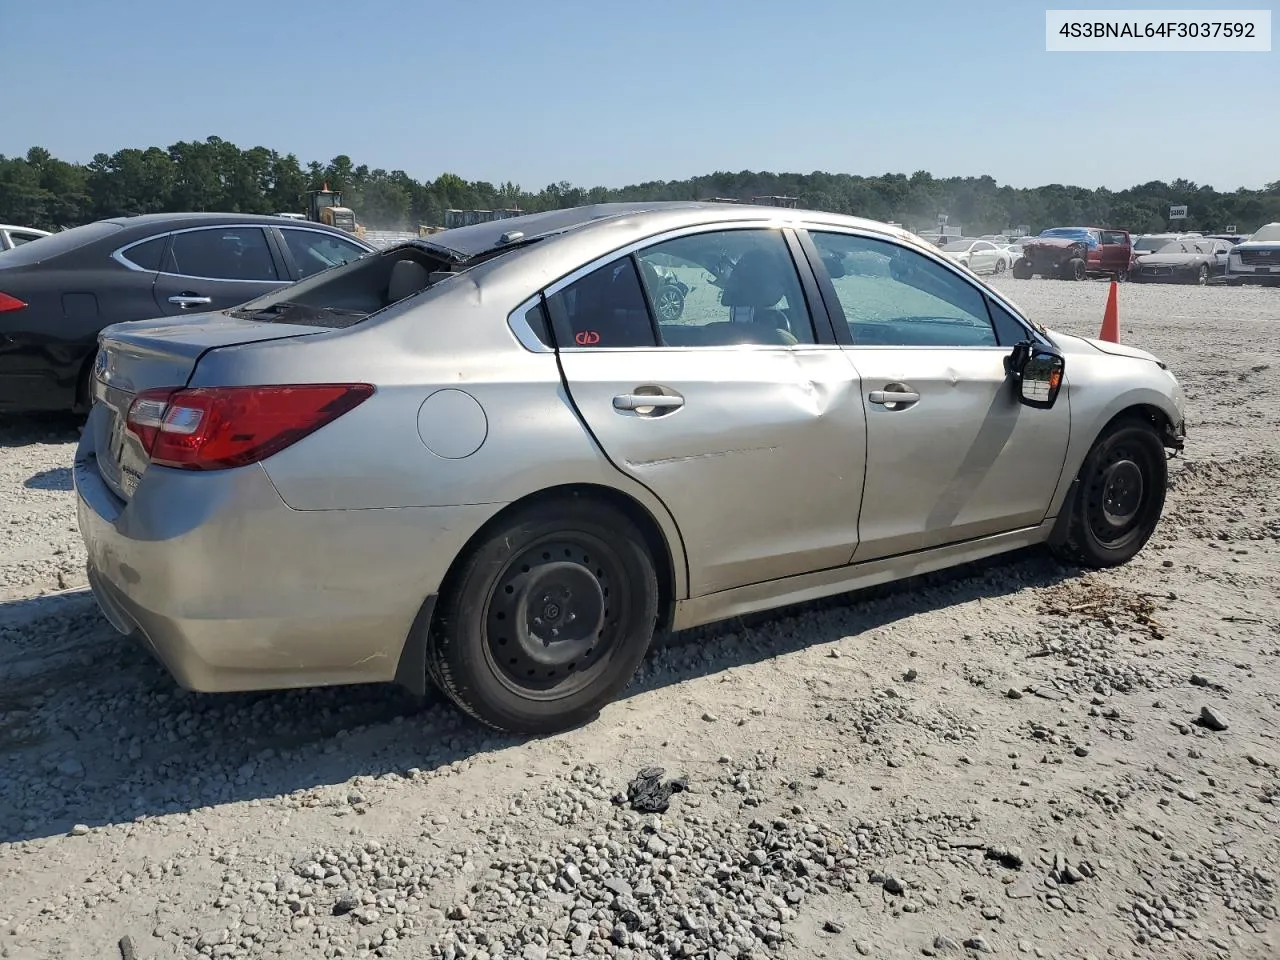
<box><xmin>75</xmin><ymin>202</ymin><xmax>1186</xmax><ymax>733</ymax></box>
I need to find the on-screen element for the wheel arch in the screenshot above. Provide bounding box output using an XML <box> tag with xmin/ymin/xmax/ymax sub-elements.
<box><xmin>395</xmin><ymin>482</ymin><xmax>683</xmax><ymax>696</ymax></box>
<box><xmin>1047</xmin><ymin>394</ymin><xmax>1183</xmax><ymax>545</ymax></box>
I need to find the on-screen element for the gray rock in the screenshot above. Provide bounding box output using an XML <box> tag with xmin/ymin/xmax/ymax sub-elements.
<box><xmin>1199</xmin><ymin>706</ymin><xmax>1229</xmax><ymax>731</ymax></box>
<box><xmin>823</xmin><ymin>919</ymin><xmax>845</xmax><ymax>934</ymax></box>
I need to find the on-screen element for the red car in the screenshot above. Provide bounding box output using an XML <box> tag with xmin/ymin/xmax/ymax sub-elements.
<box><xmin>1012</xmin><ymin>227</ymin><xmax>1134</xmax><ymax>281</ymax></box>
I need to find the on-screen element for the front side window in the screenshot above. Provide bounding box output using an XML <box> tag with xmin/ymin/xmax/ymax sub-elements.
<box><xmin>810</xmin><ymin>231</ymin><xmax>998</xmax><ymax>348</ymax></box>
<box><xmin>1100</xmin><ymin>230</ymin><xmax>1127</xmax><ymax>245</ymax></box>
<box><xmin>634</xmin><ymin>228</ymin><xmax>816</xmax><ymax>346</ymax></box>
<box><xmin>164</xmin><ymin>227</ymin><xmax>278</xmax><ymax>281</ymax></box>
<box><xmin>281</xmin><ymin>228</ymin><xmax>368</xmax><ymax>278</ymax></box>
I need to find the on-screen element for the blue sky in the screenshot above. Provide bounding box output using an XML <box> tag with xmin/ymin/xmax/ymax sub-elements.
<box><xmin>2</xmin><ymin>0</ymin><xmax>1275</xmax><ymax>190</ymax></box>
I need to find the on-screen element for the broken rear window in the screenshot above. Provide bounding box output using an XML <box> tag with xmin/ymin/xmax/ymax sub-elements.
<box><xmin>229</xmin><ymin>242</ymin><xmax>519</xmax><ymax>328</ymax></box>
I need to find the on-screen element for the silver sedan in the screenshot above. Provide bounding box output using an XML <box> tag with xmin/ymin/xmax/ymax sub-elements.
<box><xmin>75</xmin><ymin>202</ymin><xmax>1187</xmax><ymax>733</ymax></box>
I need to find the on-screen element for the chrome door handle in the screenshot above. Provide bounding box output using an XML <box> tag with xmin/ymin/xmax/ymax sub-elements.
<box><xmin>168</xmin><ymin>295</ymin><xmax>212</xmax><ymax>307</ymax></box>
<box><xmin>613</xmin><ymin>393</ymin><xmax>684</xmax><ymax>411</ymax></box>
<box><xmin>869</xmin><ymin>389</ymin><xmax>920</xmax><ymax>405</ymax></box>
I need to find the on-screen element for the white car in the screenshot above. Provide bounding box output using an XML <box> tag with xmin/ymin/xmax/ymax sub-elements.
<box><xmin>939</xmin><ymin>238</ymin><xmax>1010</xmax><ymax>275</ymax></box>
<box><xmin>0</xmin><ymin>224</ymin><xmax>51</xmax><ymax>252</ymax></box>
<box><xmin>1225</xmin><ymin>223</ymin><xmax>1280</xmax><ymax>286</ymax></box>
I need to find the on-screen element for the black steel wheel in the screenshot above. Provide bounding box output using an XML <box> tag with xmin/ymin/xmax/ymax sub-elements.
<box><xmin>427</xmin><ymin>498</ymin><xmax>659</xmax><ymax>733</ymax></box>
<box><xmin>1051</xmin><ymin>417</ymin><xmax>1168</xmax><ymax>568</ymax></box>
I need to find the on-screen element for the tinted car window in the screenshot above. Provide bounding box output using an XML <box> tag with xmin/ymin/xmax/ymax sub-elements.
<box><xmin>10</xmin><ymin>232</ymin><xmax>43</xmax><ymax>247</ymax></box>
<box><xmin>0</xmin><ymin>220</ymin><xmax>124</xmax><ymax>265</ymax></box>
<box><xmin>120</xmin><ymin>235</ymin><xmax>166</xmax><ymax>271</ymax></box>
<box><xmin>986</xmin><ymin>297</ymin><xmax>1031</xmax><ymax>347</ymax></box>
<box><xmin>164</xmin><ymin>227</ymin><xmax>278</xmax><ymax>281</ymax></box>
<box><xmin>810</xmin><ymin>231</ymin><xmax>997</xmax><ymax>348</ymax></box>
<box><xmin>281</xmin><ymin>228</ymin><xmax>368</xmax><ymax>278</ymax></box>
<box><xmin>1100</xmin><ymin>230</ymin><xmax>1127</xmax><ymax>245</ymax></box>
<box><xmin>546</xmin><ymin>258</ymin><xmax>657</xmax><ymax>348</ymax></box>
<box><xmin>634</xmin><ymin>229</ymin><xmax>816</xmax><ymax>347</ymax></box>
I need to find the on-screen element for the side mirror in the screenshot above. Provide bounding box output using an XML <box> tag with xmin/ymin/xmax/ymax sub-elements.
<box><xmin>1005</xmin><ymin>340</ymin><xmax>1065</xmax><ymax>409</ymax></box>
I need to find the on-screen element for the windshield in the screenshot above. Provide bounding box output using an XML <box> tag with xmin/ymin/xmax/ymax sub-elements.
<box><xmin>1040</xmin><ymin>228</ymin><xmax>1092</xmax><ymax>241</ymax></box>
<box><xmin>1134</xmin><ymin>236</ymin><xmax>1172</xmax><ymax>252</ymax></box>
<box><xmin>1250</xmin><ymin>224</ymin><xmax>1280</xmax><ymax>242</ymax></box>
<box><xmin>941</xmin><ymin>240</ymin><xmax>974</xmax><ymax>252</ymax></box>
<box><xmin>1155</xmin><ymin>241</ymin><xmax>1194</xmax><ymax>254</ymax></box>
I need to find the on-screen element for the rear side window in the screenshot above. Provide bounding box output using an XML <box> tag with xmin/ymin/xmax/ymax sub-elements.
<box><xmin>119</xmin><ymin>235</ymin><xmax>167</xmax><ymax>271</ymax></box>
<box><xmin>164</xmin><ymin>227</ymin><xmax>279</xmax><ymax>281</ymax></box>
<box><xmin>545</xmin><ymin>258</ymin><xmax>658</xmax><ymax>348</ymax></box>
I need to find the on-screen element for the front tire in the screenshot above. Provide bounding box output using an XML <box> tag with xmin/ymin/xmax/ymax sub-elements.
<box><xmin>1195</xmin><ymin>264</ymin><xmax>1208</xmax><ymax>285</ymax></box>
<box><xmin>1012</xmin><ymin>258</ymin><xmax>1033</xmax><ymax>279</ymax></box>
<box><xmin>1062</xmin><ymin>258</ymin><xmax>1087</xmax><ymax>281</ymax></box>
<box><xmin>428</xmin><ymin>498</ymin><xmax>659</xmax><ymax>733</ymax></box>
<box><xmin>655</xmin><ymin>284</ymin><xmax>685</xmax><ymax>322</ymax></box>
<box><xmin>1051</xmin><ymin>418</ymin><xmax>1168</xmax><ymax>568</ymax></box>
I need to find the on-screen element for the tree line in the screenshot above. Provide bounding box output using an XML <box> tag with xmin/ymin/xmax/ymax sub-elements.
<box><xmin>2</xmin><ymin>136</ymin><xmax>1278</xmax><ymax>237</ymax></box>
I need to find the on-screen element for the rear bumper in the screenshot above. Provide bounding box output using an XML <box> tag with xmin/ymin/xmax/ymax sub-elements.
<box><xmin>74</xmin><ymin>428</ymin><xmax>503</xmax><ymax>693</ymax></box>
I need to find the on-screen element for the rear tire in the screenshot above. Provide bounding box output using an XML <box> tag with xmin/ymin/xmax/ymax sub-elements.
<box><xmin>993</xmin><ymin>258</ymin><xmax>1006</xmax><ymax>274</ymax></box>
<box><xmin>428</xmin><ymin>498</ymin><xmax>659</xmax><ymax>734</ymax></box>
<box><xmin>1050</xmin><ymin>418</ymin><xmax>1167</xmax><ymax>568</ymax></box>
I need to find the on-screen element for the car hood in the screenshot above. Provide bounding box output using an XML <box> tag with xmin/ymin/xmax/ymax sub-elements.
<box><xmin>1024</xmin><ymin>237</ymin><xmax>1078</xmax><ymax>249</ymax></box>
<box><xmin>1048</xmin><ymin>329</ymin><xmax>1163</xmax><ymax>365</ymax></box>
<box><xmin>1234</xmin><ymin>240</ymin><xmax>1280</xmax><ymax>251</ymax></box>
<box><xmin>1137</xmin><ymin>254</ymin><xmax>1201</xmax><ymax>266</ymax></box>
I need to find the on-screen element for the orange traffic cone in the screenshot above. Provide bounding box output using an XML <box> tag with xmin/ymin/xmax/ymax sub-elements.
<box><xmin>1098</xmin><ymin>279</ymin><xmax>1119</xmax><ymax>342</ymax></box>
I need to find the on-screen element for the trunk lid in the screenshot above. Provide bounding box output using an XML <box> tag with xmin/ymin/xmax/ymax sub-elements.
<box><xmin>90</xmin><ymin>312</ymin><xmax>329</xmax><ymax>500</ymax></box>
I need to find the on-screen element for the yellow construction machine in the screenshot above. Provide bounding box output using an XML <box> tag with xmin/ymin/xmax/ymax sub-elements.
<box><xmin>305</xmin><ymin>185</ymin><xmax>367</xmax><ymax>240</ymax></box>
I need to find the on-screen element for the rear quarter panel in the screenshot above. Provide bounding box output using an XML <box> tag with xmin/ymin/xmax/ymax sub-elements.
<box><xmin>189</xmin><ymin>249</ymin><xmax>692</xmax><ymax>596</ymax></box>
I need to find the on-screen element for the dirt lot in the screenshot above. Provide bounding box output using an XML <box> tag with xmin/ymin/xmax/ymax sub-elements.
<box><xmin>1</xmin><ymin>278</ymin><xmax>1278</xmax><ymax>960</ymax></box>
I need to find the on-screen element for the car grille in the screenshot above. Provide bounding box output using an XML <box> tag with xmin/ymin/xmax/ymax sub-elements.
<box><xmin>1239</xmin><ymin>250</ymin><xmax>1278</xmax><ymax>266</ymax></box>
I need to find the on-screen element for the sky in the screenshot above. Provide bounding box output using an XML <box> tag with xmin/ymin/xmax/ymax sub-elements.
<box><xmin>2</xmin><ymin>0</ymin><xmax>1276</xmax><ymax>191</ymax></box>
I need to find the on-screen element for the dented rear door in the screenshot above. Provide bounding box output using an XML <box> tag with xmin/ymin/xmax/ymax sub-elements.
<box><xmin>557</xmin><ymin>344</ymin><xmax>865</xmax><ymax>596</ymax></box>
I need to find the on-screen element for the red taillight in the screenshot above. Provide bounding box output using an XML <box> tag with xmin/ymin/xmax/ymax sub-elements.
<box><xmin>0</xmin><ymin>292</ymin><xmax>27</xmax><ymax>313</ymax></box>
<box><xmin>125</xmin><ymin>383</ymin><xmax>374</xmax><ymax>471</ymax></box>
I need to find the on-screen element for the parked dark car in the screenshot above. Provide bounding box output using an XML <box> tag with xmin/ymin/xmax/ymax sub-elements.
<box><xmin>0</xmin><ymin>213</ymin><xmax>373</xmax><ymax>413</ymax></box>
<box><xmin>1130</xmin><ymin>238</ymin><xmax>1232</xmax><ymax>285</ymax></box>
<box><xmin>1012</xmin><ymin>227</ymin><xmax>1133</xmax><ymax>281</ymax></box>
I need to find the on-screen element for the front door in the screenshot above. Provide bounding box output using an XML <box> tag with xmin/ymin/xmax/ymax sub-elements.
<box><xmin>548</xmin><ymin>226</ymin><xmax>866</xmax><ymax>597</ymax></box>
<box><xmin>1098</xmin><ymin>230</ymin><xmax>1131</xmax><ymax>277</ymax></box>
<box><xmin>152</xmin><ymin>225</ymin><xmax>289</xmax><ymax>315</ymax></box>
<box><xmin>969</xmin><ymin>241</ymin><xmax>996</xmax><ymax>274</ymax></box>
<box><xmin>804</xmin><ymin>228</ymin><xmax>1071</xmax><ymax>562</ymax></box>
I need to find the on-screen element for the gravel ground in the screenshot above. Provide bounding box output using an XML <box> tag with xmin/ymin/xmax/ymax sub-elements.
<box><xmin>1</xmin><ymin>278</ymin><xmax>1278</xmax><ymax>960</ymax></box>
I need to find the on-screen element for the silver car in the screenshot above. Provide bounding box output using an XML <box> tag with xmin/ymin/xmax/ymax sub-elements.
<box><xmin>75</xmin><ymin>202</ymin><xmax>1187</xmax><ymax>733</ymax></box>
